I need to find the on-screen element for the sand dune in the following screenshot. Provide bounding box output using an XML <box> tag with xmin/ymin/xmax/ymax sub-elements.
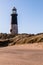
<box><xmin>0</xmin><ymin>44</ymin><xmax>43</xmax><ymax>65</ymax></box>
<box><xmin>0</xmin><ymin>33</ymin><xmax>43</xmax><ymax>64</ymax></box>
<box><xmin>0</xmin><ymin>33</ymin><xmax>43</xmax><ymax>47</ymax></box>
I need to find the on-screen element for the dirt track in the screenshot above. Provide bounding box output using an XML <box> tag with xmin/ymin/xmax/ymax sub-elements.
<box><xmin>0</xmin><ymin>44</ymin><xmax>43</xmax><ymax>65</ymax></box>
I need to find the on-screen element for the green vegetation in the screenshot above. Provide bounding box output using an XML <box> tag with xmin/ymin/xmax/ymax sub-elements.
<box><xmin>0</xmin><ymin>33</ymin><xmax>43</xmax><ymax>47</ymax></box>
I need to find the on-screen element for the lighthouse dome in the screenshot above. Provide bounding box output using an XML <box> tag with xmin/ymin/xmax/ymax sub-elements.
<box><xmin>12</xmin><ymin>7</ymin><xmax>17</xmax><ymax>11</ymax></box>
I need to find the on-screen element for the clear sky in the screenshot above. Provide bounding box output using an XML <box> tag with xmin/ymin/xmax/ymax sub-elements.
<box><xmin>0</xmin><ymin>0</ymin><xmax>43</xmax><ymax>34</ymax></box>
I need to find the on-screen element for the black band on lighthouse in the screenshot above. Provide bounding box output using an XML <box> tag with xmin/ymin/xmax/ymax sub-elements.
<box><xmin>11</xmin><ymin>14</ymin><xmax>17</xmax><ymax>24</ymax></box>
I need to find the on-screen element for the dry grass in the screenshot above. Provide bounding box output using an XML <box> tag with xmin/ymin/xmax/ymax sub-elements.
<box><xmin>0</xmin><ymin>33</ymin><xmax>43</xmax><ymax>47</ymax></box>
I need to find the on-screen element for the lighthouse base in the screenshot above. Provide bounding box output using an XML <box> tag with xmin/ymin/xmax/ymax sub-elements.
<box><xmin>10</xmin><ymin>24</ymin><xmax>18</xmax><ymax>34</ymax></box>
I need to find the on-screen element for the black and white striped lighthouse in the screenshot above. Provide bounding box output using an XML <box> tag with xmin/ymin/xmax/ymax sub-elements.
<box><xmin>10</xmin><ymin>7</ymin><xmax>18</xmax><ymax>34</ymax></box>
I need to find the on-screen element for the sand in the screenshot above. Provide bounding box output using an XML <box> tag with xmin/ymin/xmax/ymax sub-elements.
<box><xmin>0</xmin><ymin>43</ymin><xmax>43</xmax><ymax>65</ymax></box>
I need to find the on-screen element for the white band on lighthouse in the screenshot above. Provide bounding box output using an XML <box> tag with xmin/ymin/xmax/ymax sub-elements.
<box><xmin>11</xmin><ymin>24</ymin><xmax>18</xmax><ymax>34</ymax></box>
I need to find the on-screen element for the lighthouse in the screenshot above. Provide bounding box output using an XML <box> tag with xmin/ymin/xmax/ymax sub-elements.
<box><xmin>10</xmin><ymin>7</ymin><xmax>18</xmax><ymax>34</ymax></box>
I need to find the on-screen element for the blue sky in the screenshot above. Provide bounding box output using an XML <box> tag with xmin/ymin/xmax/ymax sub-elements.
<box><xmin>0</xmin><ymin>0</ymin><xmax>43</xmax><ymax>34</ymax></box>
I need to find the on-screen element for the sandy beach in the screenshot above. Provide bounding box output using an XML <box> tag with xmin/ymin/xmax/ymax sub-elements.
<box><xmin>0</xmin><ymin>43</ymin><xmax>43</xmax><ymax>65</ymax></box>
